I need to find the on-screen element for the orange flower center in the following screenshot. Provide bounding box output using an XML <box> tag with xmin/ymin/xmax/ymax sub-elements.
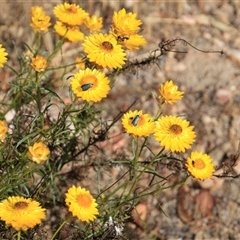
<box><xmin>77</xmin><ymin>193</ymin><xmax>92</xmax><ymax>208</ymax></box>
<box><xmin>68</xmin><ymin>5</ymin><xmax>77</xmax><ymax>14</ymax></box>
<box><xmin>82</xmin><ymin>75</ymin><xmax>97</xmax><ymax>85</ymax></box>
<box><xmin>14</xmin><ymin>201</ymin><xmax>28</xmax><ymax>210</ymax></box>
<box><xmin>102</xmin><ymin>41</ymin><xmax>113</xmax><ymax>52</ymax></box>
<box><xmin>170</xmin><ymin>124</ymin><xmax>182</xmax><ymax>135</ymax></box>
<box><xmin>192</xmin><ymin>159</ymin><xmax>206</xmax><ymax>169</ymax></box>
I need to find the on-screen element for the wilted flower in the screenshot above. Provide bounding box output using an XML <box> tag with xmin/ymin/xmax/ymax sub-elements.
<box><xmin>159</xmin><ymin>80</ymin><xmax>184</xmax><ymax>104</ymax></box>
<box><xmin>30</xmin><ymin>6</ymin><xmax>51</xmax><ymax>32</ymax></box>
<box><xmin>104</xmin><ymin>216</ymin><xmax>124</xmax><ymax>237</ymax></box>
<box><xmin>84</xmin><ymin>15</ymin><xmax>102</xmax><ymax>32</ymax></box>
<box><xmin>30</xmin><ymin>55</ymin><xmax>47</xmax><ymax>72</ymax></box>
<box><xmin>0</xmin><ymin>120</ymin><xmax>8</xmax><ymax>141</ymax></box>
<box><xmin>27</xmin><ymin>142</ymin><xmax>50</xmax><ymax>164</ymax></box>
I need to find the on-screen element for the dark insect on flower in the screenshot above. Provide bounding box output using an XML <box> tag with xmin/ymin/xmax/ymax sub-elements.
<box><xmin>131</xmin><ymin>115</ymin><xmax>140</xmax><ymax>126</ymax></box>
<box><xmin>81</xmin><ymin>83</ymin><xmax>93</xmax><ymax>91</ymax></box>
<box><xmin>117</xmin><ymin>35</ymin><xmax>129</xmax><ymax>43</ymax></box>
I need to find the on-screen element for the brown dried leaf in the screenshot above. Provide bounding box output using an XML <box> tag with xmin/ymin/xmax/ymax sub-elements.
<box><xmin>0</xmin><ymin>70</ymin><xmax>10</xmax><ymax>91</ymax></box>
<box><xmin>195</xmin><ymin>190</ymin><xmax>216</xmax><ymax>217</ymax></box>
<box><xmin>131</xmin><ymin>203</ymin><xmax>148</xmax><ymax>229</ymax></box>
<box><xmin>177</xmin><ymin>185</ymin><xmax>194</xmax><ymax>224</ymax></box>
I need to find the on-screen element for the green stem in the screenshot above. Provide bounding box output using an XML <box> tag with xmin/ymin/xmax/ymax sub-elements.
<box><xmin>17</xmin><ymin>231</ymin><xmax>21</xmax><ymax>240</ymax></box>
<box><xmin>138</xmin><ymin>137</ymin><xmax>148</xmax><ymax>157</ymax></box>
<box><xmin>131</xmin><ymin>137</ymin><xmax>139</xmax><ymax>178</ymax></box>
<box><xmin>36</xmin><ymin>32</ymin><xmax>42</xmax><ymax>53</ymax></box>
<box><xmin>125</xmin><ymin>138</ymin><xmax>161</xmax><ymax>203</ymax></box>
<box><xmin>36</xmin><ymin>72</ymin><xmax>40</xmax><ymax>87</ymax></box>
<box><xmin>50</xmin><ymin>220</ymin><xmax>67</xmax><ymax>240</ymax></box>
<box><xmin>154</xmin><ymin>102</ymin><xmax>163</xmax><ymax>120</ymax></box>
<box><xmin>123</xmin><ymin>137</ymin><xmax>143</xmax><ymax>204</ymax></box>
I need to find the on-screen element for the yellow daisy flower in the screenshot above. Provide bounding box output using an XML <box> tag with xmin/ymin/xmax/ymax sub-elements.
<box><xmin>0</xmin><ymin>120</ymin><xmax>8</xmax><ymax>142</ymax></box>
<box><xmin>83</xmin><ymin>33</ymin><xmax>126</xmax><ymax>69</ymax></box>
<box><xmin>30</xmin><ymin>6</ymin><xmax>51</xmax><ymax>33</ymax></box>
<box><xmin>84</xmin><ymin>15</ymin><xmax>103</xmax><ymax>32</ymax></box>
<box><xmin>30</xmin><ymin>55</ymin><xmax>47</xmax><ymax>72</ymax></box>
<box><xmin>154</xmin><ymin>115</ymin><xmax>196</xmax><ymax>152</ymax></box>
<box><xmin>119</xmin><ymin>34</ymin><xmax>147</xmax><ymax>51</ymax></box>
<box><xmin>112</xmin><ymin>8</ymin><xmax>142</xmax><ymax>37</ymax></box>
<box><xmin>27</xmin><ymin>142</ymin><xmax>50</xmax><ymax>164</ymax></box>
<box><xmin>65</xmin><ymin>186</ymin><xmax>99</xmax><ymax>222</ymax></box>
<box><xmin>71</xmin><ymin>68</ymin><xmax>110</xmax><ymax>102</ymax></box>
<box><xmin>186</xmin><ymin>151</ymin><xmax>215</xmax><ymax>180</ymax></box>
<box><xmin>0</xmin><ymin>196</ymin><xmax>46</xmax><ymax>231</ymax></box>
<box><xmin>54</xmin><ymin>21</ymin><xmax>84</xmax><ymax>42</ymax></box>
<box><xmin>53</xmin><ymin>3</ymin><xmax>88</xmax><ymax>26</ymax></box>
<box><xmin>0</xmin><ymin>44</ymin><xmax>8</xmax><ymax>68</ymax></box>
<box><xmin>159</xmin><ymin>80</ymin><xmax>184</xmax><ymax>104</ymax></box>
<box><xmin>122</xmin><ymin>110</ymin><xmax>155</xmax><ymax>137</ymax></box>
